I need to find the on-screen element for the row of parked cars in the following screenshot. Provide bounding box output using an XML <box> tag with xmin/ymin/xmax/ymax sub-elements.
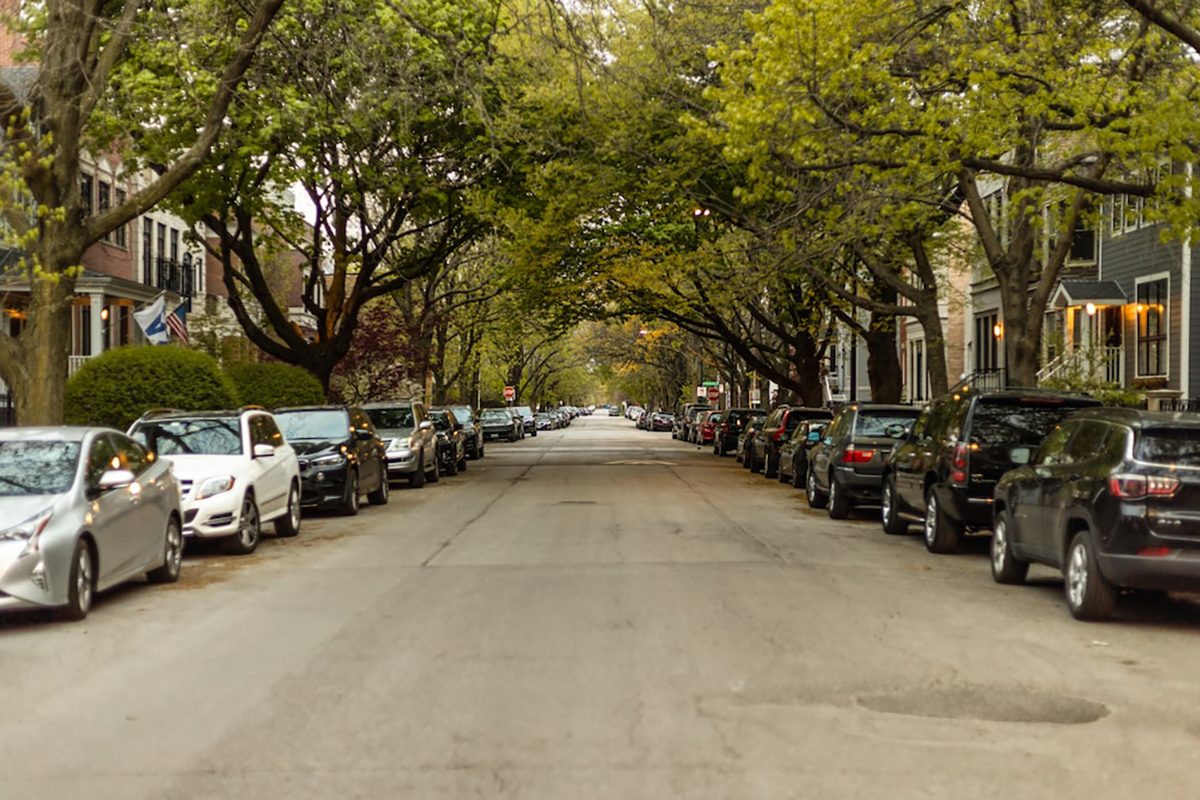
<box><xmin>0</xmin><ymin>399</ymin><xmax>580</xmax><ymax>622</ymax></box>
<box><xmin>663</xmin><ymin>386</ymin><xmax>1200</xmax><ymax>622</ymax></box>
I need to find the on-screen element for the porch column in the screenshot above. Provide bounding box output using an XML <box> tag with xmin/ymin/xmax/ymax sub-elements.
<box><xmin>89</xmin><ymin>293</ymin><xmax>104</xmax><ymax>356</ymax></box>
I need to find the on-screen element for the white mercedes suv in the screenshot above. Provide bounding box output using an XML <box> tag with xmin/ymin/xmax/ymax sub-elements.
<box><xmin>129</xmin><ymin>408</ymin><xmax>301</xmax><ymax>555</ymax></box>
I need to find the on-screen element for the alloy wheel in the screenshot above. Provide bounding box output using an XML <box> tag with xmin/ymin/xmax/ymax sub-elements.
<box><xmin>882</xmin><ymin>483</ymin><xmax>893</xmax><ymax>525</ymax></box>
<box><xmin>239</xmin><ymin>498</ymin><xmax>260</xmax><ymax>549</ymax></box>
<box><xmin>76</xmin><ymin>545</ymin><xmax>94</xmax><ymax>615</ymax></box>
<box><xmin>924</xmin><ymin>494</ymin><xmax>937</xmax><ymax>547</ymax></box>
<box><xmin>165</xmin><ymin>519</ymin><xmax>183</xmax><ymax>578</ymax></box>
<box><xmin>992</xmin><ymin>517</ymin><xmax>1009</xmax><ymax>575</ymax></box>
<box><xmin>1067</xmin><ymin>541</ymin><xmax>1089</xmax><ymax>609</ymax></box>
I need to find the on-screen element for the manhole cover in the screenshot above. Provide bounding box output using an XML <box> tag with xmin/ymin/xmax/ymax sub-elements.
<box><xmin>857</xmin><ymin>684</ymin><xmax>1109</xmax><ymax>725</ymax></box>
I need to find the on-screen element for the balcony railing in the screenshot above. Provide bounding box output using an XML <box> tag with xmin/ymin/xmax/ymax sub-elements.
<box><xmin>68</xmin><ymin>355</ymin><xmax>92</xmax><ymax>376</ymax></box>
<box><xmin>1037</xmin><ymin>345</ymin><xmax>1123</xmax><ymax>387</ymax></box>
<box><xmin>155</xmin><ymin>255</ymin><xmax>194</xmax><ymax>298</ymax></box>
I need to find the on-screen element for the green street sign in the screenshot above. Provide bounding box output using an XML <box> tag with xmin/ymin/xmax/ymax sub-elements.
<box><xmin>702</xmin><ymin>381</ymin><xmax>719</xmax><ymax>387</ymax></box>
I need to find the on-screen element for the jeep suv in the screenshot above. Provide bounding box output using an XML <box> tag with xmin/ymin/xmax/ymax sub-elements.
<box><xmin>129</xmin><ymin>407</ymin><xmax>301</xmax><ymax>555</ymax></box>
<box><xmin>881</xmin><ymin>388</ymin><xmax>1100</xmax><ymax>552</ymax></box>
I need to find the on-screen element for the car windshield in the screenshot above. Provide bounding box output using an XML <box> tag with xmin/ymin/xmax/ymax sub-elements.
<box><xmin>450</xmin><ymin>407</ymin><xmax>474</xmax><ymax>423</ymax></box>
<box><xmin>856</xmin><ymin>412</ymin><xmax>920</xmax><ymax>437</ymax></box>
<box><xmin>275</xmin><ymin>410</ymin><xmax>350</xmax><ymax>441</ymax></box>
<box><xmin>481</xmin><ymin>410</ymin><xmax>510</xmax><ymax>422</ymax></box>
<box><xmin>366</xmin><ymin>407</ymin><xmax>415</xmax><ymax>429</ymax></box>
<box><xmin>970</xmin><ymin>400</ymin><xmax>1088</xmax><ymax>446</ymax></box>
<box><xmin>514</xmin><ymin>406</ymin><xmax>533</xmax><ymax>418</ymax></box>
<box><xmin>1138</xmin><ymin>428</ymin><xmax>1200</xmax><ymax>466</ymax></box>
<box><xmin>133</xmin><ymin>419</ymin><xmax>243</xmax><ymax>456</ymax></box>
<box><xmin>0</xmin><ymin>440</ymin><xmax>81</xmax><ymax>496</ymax></box>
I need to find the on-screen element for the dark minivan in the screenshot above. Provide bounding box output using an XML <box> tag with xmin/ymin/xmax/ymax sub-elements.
<box><xmin>992</xmin><ymin>408</ymin><xmax>1200</xmax><ymax>620</ymax></box>
<box><xmin>881</xmin><ymin>388</ymin><xmax>1101</xmax><ymax>552</ymax></box>
<box><xmin>806</xmin><ymin>404</ymin><xmax>920</xmax><ymax>518</ymax></box>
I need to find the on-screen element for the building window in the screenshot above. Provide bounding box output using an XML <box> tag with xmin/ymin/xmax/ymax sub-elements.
<box><xmin>908</xmin><ymin>339</ymin><xmax>926</xmax><ymax>402</ymax></box>
<box><xmin>975</xmin><ymin>312</ymin><xmax>1001</xmax><ymax>373</ymax></box>
<box><xmin>97</xmin><ymin>181</ymin><xmax>111</xmax><ymax>241</ymax></box>
<box><xmin>142</xmin><ymin>217</ymin><xmax>153</xmax><ymax>284</ymax></box>
<box><xmin>80</xmin><ymin>173</ymin><xmax>93</xmax><ymax>217</ymax></box>
<box><xmin>114</xmin><ymin>189</ymin><xmax>127</xmax><ymax>248</ymax></box>
<box><xmin>170</xmin><ymin>229</ymin><xmax>180</xmax><ymax>262</ymax></box>
<box><xmin>156</xmin><ymin>223</ymin><xmax>167</xmax><ymax>286</ymax></box>
<box><xmin>1136</xmin><ymin>277</ymin><xmax>1168</xmax><ymax>377</ymax></box>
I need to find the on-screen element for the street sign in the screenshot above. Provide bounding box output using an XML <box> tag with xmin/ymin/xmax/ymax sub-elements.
<box><xmin>696</xmin><ymin>385</ymin><xmax>706</xmax><ymax>398</ymax></box>
<box><xmin>503</xmin><ymin>385</ymin><xmax>516</xmax><ymax>402</ymax></box>
<box><xmin>706</xmin><ymin>386</ymin><xmax>720</xmax><ymax>402</ymax></box>
<box><xmin>702</xmin><ymin>380</ymin><xmax>719</xmax><ymax>387</ymax></box>
<box><xmin>749</xmin><ymin>387</ymin><xmax>761</xmax><ymax>406</ymax></box>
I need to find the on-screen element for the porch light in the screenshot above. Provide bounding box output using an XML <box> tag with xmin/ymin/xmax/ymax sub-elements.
<box><xmin>1085</xmin><ymin>303</ymin><xmax>1096</xmax><ymax>316</ymax></box>
<box><xmin>100</xmin><ymin>307</ymin><xmax>109</xmax><ymax>321</ymax></box>
<box><xmin>992</xmin><ymin>322</ymin><xmax>1003</xmax><ymax>339</ymax></box>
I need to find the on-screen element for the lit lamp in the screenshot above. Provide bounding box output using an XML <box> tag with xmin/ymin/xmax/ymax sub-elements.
<box><xmin>1085</xmin><ymin>302</ymin><xmax>1097</xmax><ymax>316</ymax></box>
<box><xmin>99</xmin><ymin>306</ymin><xmax>109</xmax><ymax>321</ymax></box>
<box><xmin>992</xmin><ymin>322</ymin><xmax>1003</xmax><ymax>339</ymax></box>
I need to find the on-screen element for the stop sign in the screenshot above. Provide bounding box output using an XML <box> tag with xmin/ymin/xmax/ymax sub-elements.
<box><xmin>503</xmin><ymin>385</ymin><xmax>516</xmax><ymax>402</ymax></box>
<box><xmin>706</xmin><ymin>386</ymin><xmax>720</xmax><ymax>402</ymax></box>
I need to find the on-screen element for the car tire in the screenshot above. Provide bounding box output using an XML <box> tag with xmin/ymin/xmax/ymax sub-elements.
<box><xmin>1066</xmin><ymin>530</ymin><xmax>1117</xmax><ymax>621</ymax></box>
<box><xmin>478</xmin><ymin>442</ymin><xmax>485</xmax><ymax>458</ymax></box>
<box><xmin>428</xmin><ymin>455</ymin><xmax>440</xmax><ymax>483</ymax></box>
<box><xmin>444</xmin><ymin>451</ymin><xmax>458</xmax><ymax>476</ymax></box>
<box><xmin>274</xmin><ymin>483</ymin><xmax>302</xmax><ymax>537</ymax></box>
<box><xmin>224</xmin><ymin>494</ymin><xmax>262</xmax><ymax>553</ymax></box>
<box><xmin>60</xmin><ymin>539</ymin><xmax>96</xmax><ymax>621</ymax></box>
<box><xmin>765</xmin><ymin>454</ymin><xmax>779</xmax><ymax>479</ymax></box>
<box><xmin>828</xmin><ymin>474</ymin><xmax>852</xmax><ymax>519</ymax></box>
<box><xmin>880</xmin><ymin>477</ymin><xmax>908</xmax><ymax>535</ymax></box>
<box><xmin>922</xmin><ymin>487</ymin><xmax>961</xmax><ymax>554</ymax></box>
<box><xmin>410</xmin><ymin>454</ymin><xmax>426</xmax><ymax>488</ymax></box>
<box><xmin>806</xmin><ymin>470</ymin><xmax>828</xmax><ymax>509</ymax></box>
<box><xmin>749</xmin><ymin>447</ymin><xmax>762</xmax><ymax>473</ymax></box>
<box><xmin>715</xmin><ymin>440</ymin><xmax>724</xmax><ymax>457</ymax></box>
<box><xmin>338</xmin><ymin>471</ymin><xmax>360</xmax><ymax>517</ymax></box>
<box><xmin>991</xmin><ymin>510</ymin><xmax>1029</xmax><ymax>585</ymax></box>
<box><xmin>148</xmin><ymin>516</ymin><xmax>184</xmax><ymax>583</ymax></box>
<box><xmin>777</xmin><ymin>461</ymin><xmax>790</xmax><ymax>483</ymax></box>
<box><xmin>458</xmin><ymin>451</ymin><xmax>467</xmax><ymax>471</ymax></box>
<box><xmin>368</xmin><ymin>463</ymin><xmax>389</xmax><ymax>505</ymax></box>
<box><xmin>791</xmin><ymin>459</ymin><xmax>806</xmax><ymax>489</ymax></box>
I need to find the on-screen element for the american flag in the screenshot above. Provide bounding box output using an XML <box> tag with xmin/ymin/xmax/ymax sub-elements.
<box><xmin>167</xmin><ymin>303</ymin><xmax>189</xmax><ymax>344</ymax></box>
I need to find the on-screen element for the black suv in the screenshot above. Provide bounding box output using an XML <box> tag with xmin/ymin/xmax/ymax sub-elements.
<box><xmin>449</xmin><ymin>405</ymin><xmax>485</xmax><ymax>459</ymax></box>
<box><xmin>992</xmin><ymin>408</ymin><xmax>1200</xmax><ymax>620</ymax></box>
<box><xmin>714</xmin><ymin>407</ymin><xmax>766</xmax><ymax>457</ymax></box>
<box><xmin>881</xmin><ymin>388</ymin><xmax>1100</xmax><ymax>552</ymax></box>
<box><xmin>806</xmin><ymin>404</ymin><xmax>919</xmax><ymax>519</ymax></box>
<box><xmin>273</xmin><ymin>405</ymin><xmax>389</xmax><ymax>515</ymax></box>
<box><xmin>748</xmin><ymin>406</ymin><xmax>832</xmax><ymax>477</ymax></box>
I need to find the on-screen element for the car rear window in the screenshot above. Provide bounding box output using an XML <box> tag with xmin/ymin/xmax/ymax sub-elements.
<box><xmin>855</xmin><ymin>411</ymin><xmax>920</xmax><ymax>437</ymax></box>
<box><xmin>1137</xmin><ymin>428</ymin><xmax>1200</xmax><ymax>466</ymax></box>
<box><xmin>970</xmin><ymin>399</ymin><xmax>1093</xmax><ymax>446</ymax></box>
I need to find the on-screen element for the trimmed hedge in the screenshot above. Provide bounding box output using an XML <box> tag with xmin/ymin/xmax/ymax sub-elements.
<box><xmin>65</xmin><ymin>345</ymin><xmax>240</xmax><ymax>430</ymax></box>
<box><xmin>225</xmin><ymin>362</ymin><xmax>325</xmax><ymax>409</ymax></box>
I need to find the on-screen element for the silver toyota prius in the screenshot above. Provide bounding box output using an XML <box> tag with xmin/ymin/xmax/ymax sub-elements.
<box><xmin>0</xmin><ymin>427</ymin><xmax>183</xmax><ymax>621</ymax></box>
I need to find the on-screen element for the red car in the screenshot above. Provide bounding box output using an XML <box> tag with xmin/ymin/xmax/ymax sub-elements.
<box><xmin>698</xmin><ymin>411</ymin><xmax>723</xmax><ymax>446</ymax></box>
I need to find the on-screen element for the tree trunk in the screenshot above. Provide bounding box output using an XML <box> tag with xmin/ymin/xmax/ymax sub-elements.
<box><xmin>863</xmin><ymin>309</ymin><xmax>902</xmax><ymax>403</ymax></box>
<box><xmin>14</xmin><ymin>277</ymin><xmax>75</xmax><ymax>425</ymax></box>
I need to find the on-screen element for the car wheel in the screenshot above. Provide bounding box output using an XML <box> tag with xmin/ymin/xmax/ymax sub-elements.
<box><xmin>1066</xmin><ymin>530</ymin><xmax>1117</xmax><ymax>621</ymax></box>
<box><xmin>478</xmin><ymin>442</ymin><xmax>485</xmax><ymax>458</ymax></box>
<box><xmin>991</xmin><ymin>510</ymin><xmax>1029</xmax><ymax>585</ymax></box>
<box><xmin>923</xmin><ymin>487</ymin><xmax>961</xmax><ymax>554</ymax></box>
<box><xmin>409</xmin><ymin>454</ymin><xmax>426</xmax><ymax>489</ymax></box>
<box><xmin>715</xmin><ymin>440</ymin><xmax>724</xmax><ymax>457</ymax></box>
<box><xmin>428</xmin><ymin>454</ymin><xmax>440</xmax><ymax>483</ymax></box>
<box><xmin>148</xmin><ymin>515</ymin><xmax>184</xmax><ymax>583</ymax></box>
<box><xmin>224</xmin><ymin>494</ymin><xmax>262</xmax><ymax>553</ymax></box>
<box><xmin>777</xmin><ymin>460</ymin><xmax>790</xmax><ymax>483</ymax></box>
<box><xmin>765</xmin><ymin>454</ymin><xmax>779</xmax><ymax>479</ymax></box>
<box><xmin>806</xmin><ymin>470</ymin><xmax>828</xmax><ymax>509</ymax></box>
<box><xmin>60</xmin><ymin>538</ymin><xmax>95</xmax><ymax>621</ymax></box>
<box><xmin>791</xmin><ymin>459</ymin><xmax>806</xmax><ymax>489</ymax></box>
<box><xmin>274</xmin><ymin>483</ymin><xmax>302</xmax><ymax>537</ymax></box>
<box><xmin>458</xmin><ymin>450</ymin><xmax>468</xmax><ymax>471</ymax></box>
<box><xmin>828</xmin><ymin>473</ymin><xmax>852</xmax><ymax>519</ymax></box>
<box><xmin>749</xmin><ymin>446</ymin><xmax>763</xmax><ymax>473</ymax></box>
<box><xmin>338</xmin><ymin>471</ymin><xmax>360</xmax><ymax>517</ymax></box>
<box><xmin>368</xmin><ymin>462</ymin><xmax>390</xmax><ymax>505</ymax></box>
<box><xmin>444</xmin><ymin>451</ymin><xmax>458</xmax><ymax>476</ymax></box>
<box><xmin>880</xmin><ymin>477</ymin><xmax>908</xmax><ymax>535</ymax></box>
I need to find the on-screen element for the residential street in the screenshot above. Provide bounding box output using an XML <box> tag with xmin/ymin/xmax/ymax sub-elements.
<box><xmin>5</xmin><ymin>415</ymin><xmax>1200</xmax><ymax>799</ymax></box>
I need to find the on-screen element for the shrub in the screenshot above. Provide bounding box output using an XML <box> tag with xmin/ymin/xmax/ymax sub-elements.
<box><xmin>66</xmin><ymin>345</ymin><xmax>240</xmax><ymax>429</ymax></box>
<box><xmin>225</xmin><ymin>362</ymin><xmax>326</xmax><ymax>409</ymax></box>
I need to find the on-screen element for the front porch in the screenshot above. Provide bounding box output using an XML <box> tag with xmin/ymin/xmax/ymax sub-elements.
<box><xmin>1039</xmin><ymin>280</ymin><xmax>1129</xmax><ymax>387</ymax></box>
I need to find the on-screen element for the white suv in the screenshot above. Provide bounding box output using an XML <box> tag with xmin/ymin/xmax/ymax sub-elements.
<box><xmin>129</xmin><ymin>408</ymin><xmax>301</xmax><ymax>555</ymax></box>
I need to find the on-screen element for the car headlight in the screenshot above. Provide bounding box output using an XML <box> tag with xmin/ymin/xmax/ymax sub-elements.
<box><xmin>194</xmin><ymin>475</ymin><xmax>236</xmax><ymax>500</ymax></box>
<box><xmin>310</xmin><ymin>453</ymin><xmax>346</xmax><ymax>467</ymax></box>
<box><xmin>0</xmin><ymin>508</ymin><xmax>52</xmax><ymax>546</ymax></box>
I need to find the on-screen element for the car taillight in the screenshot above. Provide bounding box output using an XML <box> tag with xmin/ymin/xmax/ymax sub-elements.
<box><xmin>950</xmin><ymin>442</ymin><xmax>969</xmax><ymax>486</ymax></box>
<box><xmin>842</xmin><ymin>447</ymin><xmax>876</xmax><ymax>464</ymax></box>
<box><xmin>773</xmin><ymin>429</ymin><xmax>786</xmax><ymax>443</ymax></box>
<box><xmin>1109</xmin><ymin>473</ymin><xmax>1180</xmax><ymax>499</ymax></box>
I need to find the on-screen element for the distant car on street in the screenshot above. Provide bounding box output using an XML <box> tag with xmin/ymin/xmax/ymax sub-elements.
<box><xmin>429</xmin><ymin>408</ymin><xmax>469</xmax><ymax>476</ymax></box>
<box><xmin>480</xmin><ymin>407</ymin><xmax>522</xmax><ymax>442</ymax></box>
<box><xmin>448</xmin><ymin>405</ymin><xmax>485</xmax><ymax>460</ymax></box>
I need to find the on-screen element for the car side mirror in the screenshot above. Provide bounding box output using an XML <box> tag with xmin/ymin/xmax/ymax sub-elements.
<box><xmin>252</xmin><ymin>444</ymin><xmax>275</xmax><ymax>458</ymax></box>
<box><xmin>97</xmin><ymin>468</ymin><xmax>135</xmax><ymax>492</ymax></box>
<box><xmin>1010</xmin><ymin>446</ymin><xmax>1032</xmax><ymax>466</ymax></box>
<box><xmin>355</xmin><ymin>429</ymin><xmax>374</xmax><ymax>441</ymax></box>
<box><xmin>419</xmin><ymin>420</ymin><xmax>434</xmax><ymax>431</ymax></box>
<box><xmin>806</xmin><ymin>431</ymin><xmax>821</xmax><ymax>443</ymax></box>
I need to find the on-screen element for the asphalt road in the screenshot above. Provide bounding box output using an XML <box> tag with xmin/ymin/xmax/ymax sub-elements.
<box><xmin>5</xmin><ymin>415</ymin><xmax>1200</xmax><ymax>799</ymax></box>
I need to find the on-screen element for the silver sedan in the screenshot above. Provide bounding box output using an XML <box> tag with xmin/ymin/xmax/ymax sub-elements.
<box><xmin>0</xmin><ymin>427</ymin><xmax>183</xmax><ymax>621</ymax></box>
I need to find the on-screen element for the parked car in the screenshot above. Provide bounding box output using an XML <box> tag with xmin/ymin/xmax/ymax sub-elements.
<box><xmin>778</xmin><ymin>419</ymin><xmax>829</xmax><ymax>488</ymax></box>
<box><xmin>535</xmin><ymin>412</ymin><xmax>554</xmax><ymax>431</ymax></box>
<box><xmin>513</xmin><ymin>405</ymin><xmax>538</xmax><ymax>437</ymax></box>
<box><xmin>806</xmin><ymin>404</ymin><xmax>921</xmax><ymax>519</ymax></box>
<box><xmin>738</xmin><ymin>417</ymin><xmax>765</xmax><ymax>465</ymax></box>
<box><xmin>715</xmin><ymin>408</ymin><xmax>766</xmax><ymax>457</ymax></box>
<box><xmin>697</xmin><ymin>411</ymin><xmax>723</xmax><ymax>446</ymax></box>
<box><xmin>748</xmin><ymin>406</ymin><xmax>833</xmax><ymax>477</ymax></box>
<box><xmin>674</xmin><ymin>403</ymin><xmax>710</xmax><ymax>441</ymax></box>
<box><xmin>429</xmin><ymin>408</ymin><xmax>468</xmax><ymax>476</ymax></box>
<box><xmin>273</xmin><ymin>405</ymin><xmax>390</xmax><ymax>515</ymax></box>
<box><xmin>608</xmin><ymin>405</ymin><xmax>621</xmax><ymax>417</ymax></box>
<box><xmin>481</xmin><ymin>407</ymin><xmax>522</xmax><ymax>442</ymax></box>
<box><xmin>0</xmin><ymin>427</ymin><xmax>182</xmax><ymax>620</ymax></box>
<box><xmin>881</xmin><ymin>388</ymin><xmax>1101</xmax><ymax>552</ymax></box>
<box><xmin>130</xmin><ymin>407</ymin><xmax>302</xmax><ymax>554</ymax></box>
<box><xmin>449</xmin><ymin>405</ymin><xmax>485</xmax><ymax>459</ymax></box>
<box><xmin>991</xmin><ymin>408</ymin><xmax>1200</xmax><ymax>620</ymax></box>
<box><xmin>650</xmin><ymin>411</ymin><xmax>675</xmax><ymax>432</ymax></box>
<box><xmin>364</xmin><ymin>401</ymin><xmax>439</xmax><ymax>488</ymax></box>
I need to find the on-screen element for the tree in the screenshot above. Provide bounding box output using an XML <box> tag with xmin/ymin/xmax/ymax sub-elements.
<box><xmin>0</xmin><ymin>0</ymin><xmax>284</xmax><ymax>423</ymax></box>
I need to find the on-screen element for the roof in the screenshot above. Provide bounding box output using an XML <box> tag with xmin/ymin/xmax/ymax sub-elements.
<box><xmin>133</xmin><ymin>409</ymin><xmax>248</xmax><ymax>422</ymax></box>
<box><xmin>0</xmin><ymin>426</ymin><xmax>101</xmax><ymax>442</ymax></box>
<box><xmin>846</xmin><ymin>404</ymin><xmax>920</xmax><ymax>413</ymax></box>
<box><xmin>1052</xmin><ymin>280</ymin><xmax>1128</xmax><ymax>308</ymax></box>
<box><xmin>1071</xmin><ymin>407</ymin><xmax>1200</xmax><ymax>428</ymax></box>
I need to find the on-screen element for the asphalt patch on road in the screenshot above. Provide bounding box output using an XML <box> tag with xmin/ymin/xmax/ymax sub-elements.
<box><xmin>857</xmin><ymin>684</ymin><xmax>1109</xmax><ymax>724</ymax></box>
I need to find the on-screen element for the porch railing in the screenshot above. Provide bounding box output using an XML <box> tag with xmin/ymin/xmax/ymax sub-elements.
<box><xmin>68</xmin><ymin>355</ymin><xmax>92</xmax><ymax>376</ymax></box>
<box><xmin>1037</xmin><ymin>345</ymin><xmax>1123</xmax><ymax>387</ymax></box>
